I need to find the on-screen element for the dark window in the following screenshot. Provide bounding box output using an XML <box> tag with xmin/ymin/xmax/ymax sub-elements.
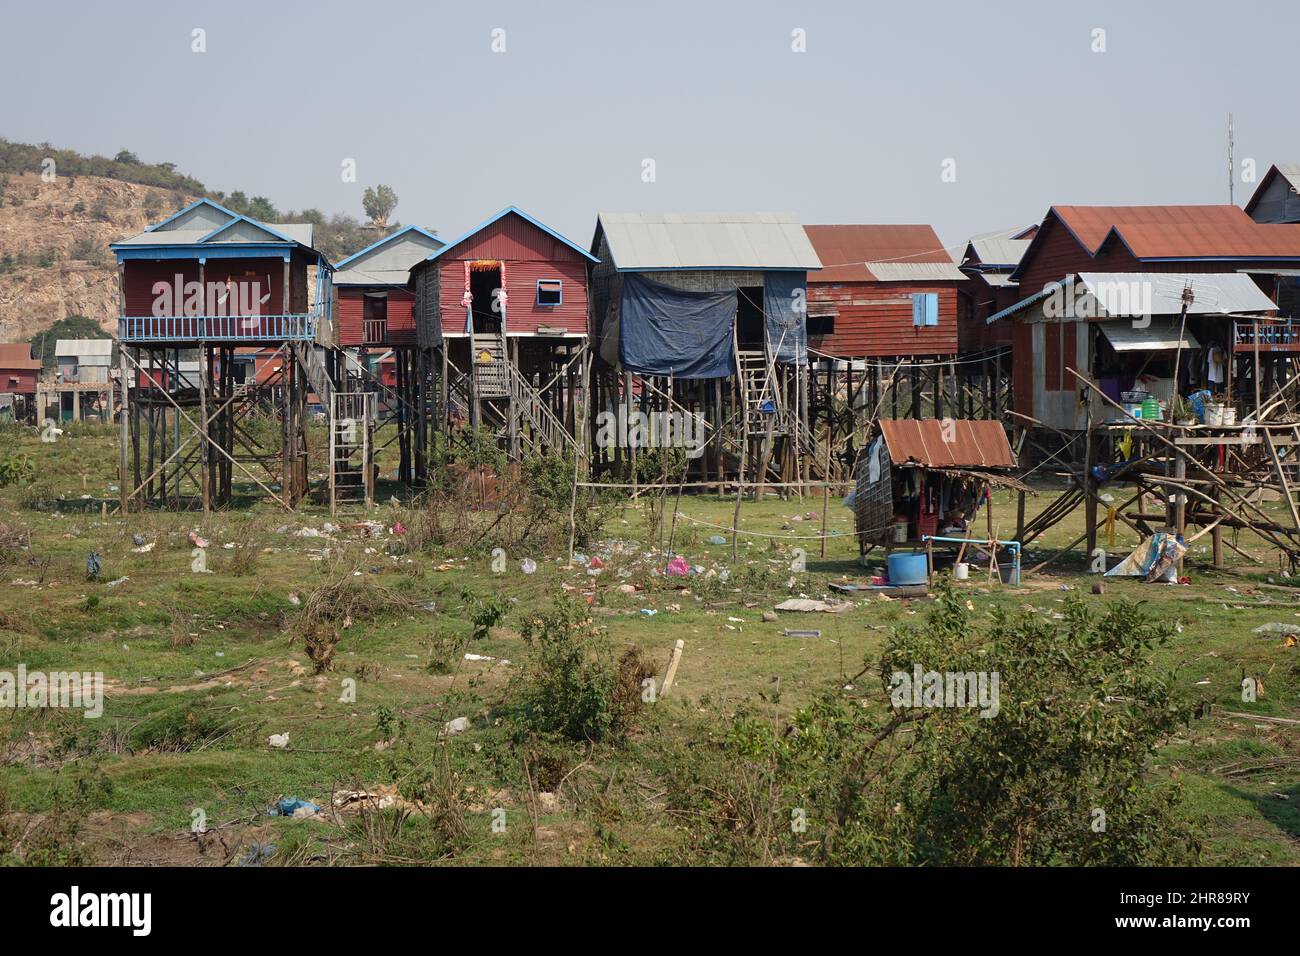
<box><xmin>537</xmin><ymin>279</ymin><xmax>563</xmax><ymax>306</ymax></box>
<box><xmin>808</xmin><ymin>314</ymin><xmax>835</xmax><ymax>336</ymax></box>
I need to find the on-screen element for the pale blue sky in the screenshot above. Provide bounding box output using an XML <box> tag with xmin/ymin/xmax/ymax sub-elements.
<box><xmin>2</xmin><ymin>0</ymin><xmax>1295</xmax><ymax>254</ymax></box>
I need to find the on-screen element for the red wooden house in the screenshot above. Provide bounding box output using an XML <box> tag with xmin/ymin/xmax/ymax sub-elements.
<box><xmin>957</xmin><ymin>230</ymin><xmax>1033</xmax><ymax>352</ymax></box>
<box><xmin>333</xmin><ymin>225</ymin><xmax>445</xmax><ymax>349</ymax></box>
<box><xmin>988</xmin><ymin>204</ymin><xmax>1300</xmax><ymax>431</ymax></box>
<box><xmin>110</xmin><ymin>197</ymin><xmax>333</xmax><ymax>509</ymax></box>
<box><xmin>803</xmin><ymin>224</ymin><xmax>967</xmax><ymax>418</ymax></box>
<box><xmin>411</xmin><ymin>206</ymin><xmax>597</xmax><ymax>459</ymax></box>
<box><xmin>0</xmin><ymin>343</ymin><xmax>41</xmax><ymax>422</ymax></box>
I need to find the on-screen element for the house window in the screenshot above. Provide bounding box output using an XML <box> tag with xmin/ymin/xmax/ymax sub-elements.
<box><xmin>537</xmin><ymin>279</ymin><xmax>563</xmax><ymax>307</ymax></box>
<box><xmin>912</xmin><ymin>292</ymin><xmax>939</xmax><ymax>327</ymax></box>
<box><xmin>807</xmin><ymin>314</ymin><xmax>835</xmax><ymax>336</ymax></box>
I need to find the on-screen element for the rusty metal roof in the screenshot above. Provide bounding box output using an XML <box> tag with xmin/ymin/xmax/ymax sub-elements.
<box><xmin>0</xmin><ymin>344</ymin><xmax>40</xmax><ymax>369</ymax></box>
<box><xmin>879</xmin><ymin>419</ymin><xmax>1016</xmax><ymax>469</ymax></box>
<box><xmin>1052</xmin><ymin>205</ymin><xmax>1250</xmax><ymax>255</ymax></box>
<box><xmin>803</xmin><ymin>225</ymin><xmax>953</xmax><ymax>282</ymax></box>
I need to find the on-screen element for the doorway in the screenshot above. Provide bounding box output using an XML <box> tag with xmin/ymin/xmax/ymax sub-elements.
<box><xmin>470</xmin><ymin>265</ymin><xmax>503</xmax><ymax>334</ymax></box>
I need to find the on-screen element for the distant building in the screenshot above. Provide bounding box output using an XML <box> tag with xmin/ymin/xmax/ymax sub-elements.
<box><xmin>987</xmin><ymin>204</ymin><xmax>1300</xmax><ymax>432</ymax></box>
<box><xmin>40</xmin><ymin>338</ymin><xmax>116</xmax><ymax>421</ymax></box>
<box><xmin>1245</xmin><ymin>164</ymin><xmax>1300</xmax><ymax>224</ymax></box>
<box><xmin>0</xmin><ymin>343</ymin><xmax>41</xmax><ymax>422</ymax></box>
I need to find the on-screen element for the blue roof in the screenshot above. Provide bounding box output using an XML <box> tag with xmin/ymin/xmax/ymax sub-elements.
<box><xmin>422</xmin><ymin>206</ymin><xmax>599</xmax><ymax>265</ymax></box>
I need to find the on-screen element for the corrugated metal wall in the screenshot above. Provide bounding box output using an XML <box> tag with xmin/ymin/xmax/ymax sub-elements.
<box><xmin>806</xmin><ymin>281</ymin><xmax>960</xmax><ymax>357</ymax></box>
<box><xmin>337</xmin><ymin>288</ymin><xmax>417</xmax><ymax>346</ymax></box>
<box><xmin>123</xmin><ymin>258</ymin><xmax>289</xmax><ymax>315</ymax></box>
<box><xmin>426</xmin><ymin>212</ymin><xmax>590</xmax><ymax>338</ymax></box>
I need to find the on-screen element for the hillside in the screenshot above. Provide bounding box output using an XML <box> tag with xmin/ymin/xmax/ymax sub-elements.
<box><xmin>0</xmin><ymin>139</ymin><xmax>399</xmax><ymax>345</ymax></box>
<box><xmin>0</xmin><ymin>172</ymin><xmax>195</xmax><ymax>341</ymax></box>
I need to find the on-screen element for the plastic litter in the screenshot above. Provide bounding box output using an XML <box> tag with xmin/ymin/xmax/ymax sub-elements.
<box><xmin>1253</xmin><ymin>622</ymin><xmax>1300</xmax><ymax>635</ymax></box>
<box><xmin>269</xmin><ymin>797</ymin><xmax>320</xmax><ymax>818</ymax></box>
<box><xmin>520</xmin><ymin>558</ymin><xmax>537</xmax><ymax>575</ymax></box>
<box><xmin>268</xmin><ymin>733</ymin><xmax>290</xmax><ymax>749</ymax></box>
<box><xmin>665</xmin><ymin>556</ymin><xmax>690</xmax><ymax>577</ymax></box>
<box><xmin>442</xmin><ymin>716</ymin><xmax>470</xmax><ymax>736</ymax></box>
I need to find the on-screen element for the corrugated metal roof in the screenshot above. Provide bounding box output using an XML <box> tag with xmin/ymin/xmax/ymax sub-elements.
<box><xmin>1053</xmin><ymin>205</ymin><xmax>1250</xmax><ymax>255</ymax></box>
<box><xmin>1112</xmin><ymin>221</ymin><xmax>1300</xmax><ymax>259</ymax></box>
<box><xmin>600</xmin><ymin>212</ymin><xmax>822</xmax><ymax>271</ymax></box>
<box><xmin>862</xmin><ymin>261</ymin><xmax>968</xmax><ymax>282</ymax></box>
<box><xmin>1273</xmin><ymin>164</ymin><xmax>1300</xmax><ymax>189</ymax></box>
<box><xmin>1076</xmin><ymin>272</ymin><xmax>1277</xmax><ymax>316</ymax></box>
<box><xmin>334</xmin><ymin>226</ymin><xmax>446</xmax><ymax>286</ymax></box>
<box><xmin>966</xmin><ymin>236</ymin><xmax>1031</xmax><ymax>268</ymax></box>
<box><xmin>0</xmin><ymin>343</ymin><xmax>40</xmax><ymax>369</ymax></box>
<box><xmin>1101</xmin><ymin>320</ymin><xmax>1200</xmax><ymax>352</ymax></box>
<box><xmin>974</xmin><ymin>271</ymin><xmax>1018</xmax><ymax>288</ymax></box>
<box><xmin>880</xmin><ymin>419</ymin><xmax>1016</xmax><ymax>469</ymax></box>
<box><xmin>803</xmin><ymin>224</ymin><xmax>950</xmax><ymax>282</ymax></box>
<box><xmin>113</xmin><ymin>199</ymin><xmax>315</xmax><ymax>251</ymax></box>
<box><xmin>333</xmin><ymin>268</ymin><xmax>417</xmax><ymax>286</ymax></box>
<box><xmin>56</xmin><ymin>338</ymin><xmax>113</xmax><ymax>357</ymax></box>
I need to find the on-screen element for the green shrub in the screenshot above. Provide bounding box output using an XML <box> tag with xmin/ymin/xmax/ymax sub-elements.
<box><xmin>512</xmin><ymin>597</ymin><xmax>650</xmax><ymax>744</ymax></box>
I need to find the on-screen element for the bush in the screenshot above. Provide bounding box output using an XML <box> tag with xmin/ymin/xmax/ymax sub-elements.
<box><xmin>674</xmin><ymin>580</ymin><xmax>1201</xmax><ymax>866</ymax></box>
<box><xmin>512</xmin><ymin>597</ymin><xmax>650</xmax><ymax>744</ymax></box>
<box><xmin>0</xmin><ymin>453</ymin><xmax>35</xmax><ymax>487</ymax></box>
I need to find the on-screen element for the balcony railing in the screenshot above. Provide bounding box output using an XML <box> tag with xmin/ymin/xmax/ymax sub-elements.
<box><xmin>1234</xmin><ymin>318</ymin><xmax>1300</xmax><ymax>351</ymax></box>
<box><xmin>363</xmin><ymin>318</ymin><xmax>388</xmax><ymax>345</ymax></box>
<box><xmin>118</xmin><ymin>313</ymin><xmax>316</xmax><ymax>343</ymax></box>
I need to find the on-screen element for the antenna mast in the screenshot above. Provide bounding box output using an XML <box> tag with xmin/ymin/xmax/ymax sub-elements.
<box><xmin>1228</xmin><ymin>112</ymin><xmax>1235</xmax><ymax>204</ymax></box>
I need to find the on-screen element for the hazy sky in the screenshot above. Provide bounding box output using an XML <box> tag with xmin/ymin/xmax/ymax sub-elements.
<box><xmin>3</xmin><ymin>0</ymin><xmax>1297</xmax><ymax>255</ymax></box>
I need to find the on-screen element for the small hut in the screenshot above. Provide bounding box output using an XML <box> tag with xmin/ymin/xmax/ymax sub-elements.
<box><xmin>854</xmin><ymin>419</ymin><xmax>1025</xmax><ymax>561</ymax></box>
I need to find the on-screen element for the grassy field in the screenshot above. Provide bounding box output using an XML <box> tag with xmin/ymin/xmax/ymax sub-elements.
<box><xmin>0</xmin><ymin>420</ymin><xmax>1296</xmax><ymax>866</ymax></box>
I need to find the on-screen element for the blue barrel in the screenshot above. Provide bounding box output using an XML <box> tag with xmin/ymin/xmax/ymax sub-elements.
<box><xmin>888</xmin><ymin>552</ymin><xmax>928</xmax><ymax>586</ymax></box>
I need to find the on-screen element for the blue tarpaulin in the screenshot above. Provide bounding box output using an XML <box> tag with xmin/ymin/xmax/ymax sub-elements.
<box><xmin>763</xmin><ymin>271</ymin><xmax>807</xmax><ymax>365</ymax></box>
<box><xmin>618</xmin><ymin>273</ymin><xmax>737</xmax><ymax>378</ymax></box>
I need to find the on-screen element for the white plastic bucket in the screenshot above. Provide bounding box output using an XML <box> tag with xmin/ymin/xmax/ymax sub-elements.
<box><xmin>954</xmin><ymin>562</ymin><xmax>970</xmax><ymax>581</ymax></box>
<box><xmin>1221</xmin><ymin>407</ymin><xmax>1237</xmax><ymax>426</ymax></box>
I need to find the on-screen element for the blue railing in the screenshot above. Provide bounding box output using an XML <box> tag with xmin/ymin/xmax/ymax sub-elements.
<box><xmin>118</xmin><ymin>313</ymin><xmax>317</xmax><ymax>343</ymax></box>
<box><xmin>1234</xmin><ymin>318</ymin><xmax>1300</xmax><ymax>349</ymax></box>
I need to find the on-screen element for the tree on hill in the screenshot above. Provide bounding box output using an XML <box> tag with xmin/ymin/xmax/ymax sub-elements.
<box><xmin>362</xmin><ymin>185</ymin><xmax>398</xmax><ymax>227</ymax></box>
<box><xmin>29</xmin><ymin>315</ymin><xmax>112</xmax><ymax>371</ymax></box>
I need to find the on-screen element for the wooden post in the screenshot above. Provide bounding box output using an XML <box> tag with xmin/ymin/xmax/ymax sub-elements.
<box><xmin>198</xmin><ymin>343</ymin><xmax>211</xmax><ymax>515</ymax></box>
<box><xmin>660</xmin><ymin>640</ymin><xmax>685</xmax><ymax>697</ymax></box>
<box><xmin>118</xmin><ymin>345</ymin><xmax>130</xmax><ymax>513</ymax></box>
<box><xmin>1083</xmin><ymin>405</ymin><xmax>1097</xmax><ymax>556</ymax></box>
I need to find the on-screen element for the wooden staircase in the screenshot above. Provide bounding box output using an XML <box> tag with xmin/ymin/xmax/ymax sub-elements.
<box><xmin>738</xmin><ymin>350</ymin><xmax>785</xmax><ymax>433</ymax></box>
<box><xmin>329</xmin><ymin>391</ymin><xmax>375</xmax><ymax>512</ymax></box>
<box><xmin>472</xmin><ymin>333</ymin><xmax>509</xmax><ymax>399</ymax></box>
